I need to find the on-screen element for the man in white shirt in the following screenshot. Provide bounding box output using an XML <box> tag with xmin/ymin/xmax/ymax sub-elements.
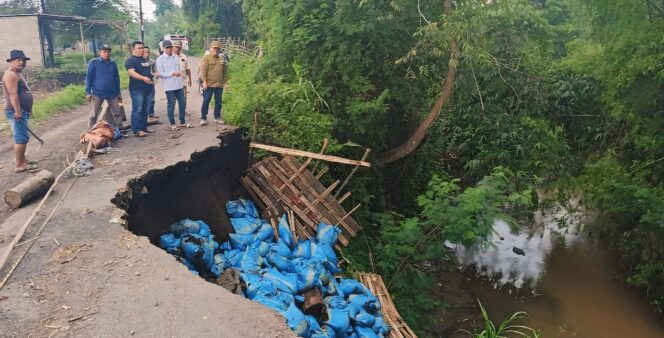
<box><xmin>156</xmin><ymin>40</ymin><xmax>191</xmax><ymax>130</ymax></box>
<box><xmin>173</xmin><ymin>41</ymin><xmax>191</xmax><ymax>104</ymax></box>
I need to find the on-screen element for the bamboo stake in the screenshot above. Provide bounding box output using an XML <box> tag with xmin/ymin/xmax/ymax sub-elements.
<box><xmin>250</xmin><ymin>143</ymin><xmax>371</xmax><ymax>167</ymax></box>
<box><xmin>335</xmin><ymin>148</ymin><xmax>371</xmax><ymax>198</ymax></box>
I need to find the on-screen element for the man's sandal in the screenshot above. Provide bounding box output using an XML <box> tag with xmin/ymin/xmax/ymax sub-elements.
<box><xmin>171</xmin><ymin>125</ymin><xmax>181</xmax><ymax>131</ymax></box>
<box><xmin>180</xmin><ymin>123</ymin><xmax>193</xmax><ymax>128</ymax></box>
<box><xmin>14</xmin><ymin>164</ymin><xmax>39</xmax><ymax>173</ymax></box>
<box><xmin>26</xmin><ymin>159</ymin><xmax>39</xmax><ymax>165</ymax></box>
<box><xmin>135</xmin><ymin>131</ymin><xmax>148</xmax><ymax>137</ymax></box>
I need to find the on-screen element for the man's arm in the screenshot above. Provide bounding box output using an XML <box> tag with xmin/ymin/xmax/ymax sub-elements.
<box><xmin>199</xmin><ymin>55</ymin><xmax>208</xmax><ymax>82</ymax></box>
<box><xmin>156</xmin><ymin>56</ymin><xmax>173</xmax><ymax>78</ymax></box>
<box><xmin>127</xmin><ymin>68</ymin><xmax>152</xmax><ymax>83</ymax></box>
<box><xmin>3</xmin><ymin>72</ymin><xmax>23</xmax><ymax>120</ymax></box>
<box><xmin>113</xmin><ymin>62</ymin><xmax>121</xmax><ymax>98</ymax></box>
<box><xmin>85</xmin><ymin>60</ymin><xmax>94</xmax><ymax>96</ymax></box>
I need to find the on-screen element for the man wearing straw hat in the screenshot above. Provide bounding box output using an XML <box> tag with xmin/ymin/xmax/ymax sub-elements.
<box><xmin>2</xmin><ymin>50</ymin><xmax>39</xmax><ymax>173</ymax></box>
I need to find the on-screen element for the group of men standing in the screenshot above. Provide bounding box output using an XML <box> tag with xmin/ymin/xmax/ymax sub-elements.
<box><xmin>86</xmin><ymin>39</ymin><xmax>227</xmax><ymax>137</ymax></box>
<box><xmin>2</xmin><ymin>40</ymin><xmax>229</xmax><ymax>173</ymax></box>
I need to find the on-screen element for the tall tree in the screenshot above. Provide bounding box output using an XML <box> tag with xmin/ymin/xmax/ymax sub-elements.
<box><xmin>153</xmin><ymin>0</ymin><xmax>175</xmax><ymax>17</ymax></box>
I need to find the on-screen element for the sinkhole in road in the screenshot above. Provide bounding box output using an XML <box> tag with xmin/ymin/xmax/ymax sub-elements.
<box><xmin>111</xmin><ymin>127</ymin><xmax>250</xmax><ymax>248</ymax></box>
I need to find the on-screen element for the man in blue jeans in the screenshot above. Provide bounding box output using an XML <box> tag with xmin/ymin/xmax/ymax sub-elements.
<box><xmin>3</xmin><ymin>50</ymin><xmax>38</xmax><ymax>173</ymax></box>
<box><xmin>199</xmin><ymin>40</ymin><xmax>228</xmax><ymax>125</ymax></box>
<box><xmin>156</xmin><ymin>40</ymin><xmax>191</xmax><ymax>130</ymax></box>
<box><xmin>143</xmin><ymin>46</ymin><xmax>159</xmax><ymax>119</ymax></box>
<box><xmin>125</xmin><ymin>41</ymin><xmax>154</xmax><ymax>137</ymax></box>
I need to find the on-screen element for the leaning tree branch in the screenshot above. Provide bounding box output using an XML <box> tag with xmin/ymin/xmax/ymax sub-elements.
<box><xmin>376</xmin><ymin>5</ymin><xmax>458</xmax><ymax>164</ymax></box>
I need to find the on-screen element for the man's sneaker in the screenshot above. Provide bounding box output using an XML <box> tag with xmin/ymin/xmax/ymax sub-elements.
<box><xmin>200</xmin><ymin>119</ymin><xmax>208</xmax><ymax>126</ymax></box>
<box><xmin>214</xmin><ymin>118</ymin><xmax>224</xmax><ymax>124</ymax></box>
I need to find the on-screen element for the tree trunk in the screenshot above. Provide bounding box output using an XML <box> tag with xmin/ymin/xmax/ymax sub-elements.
<box><xmin>376</xmin><ymin>0</ymin><xmax>458</xmax><ymax>165</ymax></box>
<box><xmin>4</xmin><ymin>169</ymin><xmax>56</xmax><ymax>209</ymax></box>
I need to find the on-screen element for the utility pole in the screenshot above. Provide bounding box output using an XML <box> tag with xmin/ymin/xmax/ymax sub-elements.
<box><xmin>40</xmin><ymin>0</ymin><xmax>54</xmax><ymax>66</ymax></box>
<box><xmin>138</xmin><ymin>0</ymin><xmax>145</xmax><ymax>42</ymax></box>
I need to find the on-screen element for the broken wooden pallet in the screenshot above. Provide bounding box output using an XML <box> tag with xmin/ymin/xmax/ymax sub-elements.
<box><xmin>240</xmin><ymin>155</ymin><xmax>361</xmax><ymax>246</ymax></box>
<box><xmin>357</xmin><ymin>273</ymin><xmax>418</xmax><ymax>338</ymax></box>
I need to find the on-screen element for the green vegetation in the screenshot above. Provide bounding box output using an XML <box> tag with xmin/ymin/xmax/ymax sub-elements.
<box><xmin>4</xmin><ymin>0</ymin><xmax>664</xmax><ymax>334</ymax></box>
<box><xmin>31</xmin><ymin>85</ymin><xmax>86</xmax><ymax>122</ymax></box>
<box><xmin>461</xmin><ymin>301</ymin><xmax>541</xmax><ymax>338</ymax></box>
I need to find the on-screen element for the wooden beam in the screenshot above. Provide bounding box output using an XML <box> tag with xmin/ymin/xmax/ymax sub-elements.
<box><xmin>250</xmin><ymin>143</ymin><xmax>371</xmax><ymax>167</ymax></box>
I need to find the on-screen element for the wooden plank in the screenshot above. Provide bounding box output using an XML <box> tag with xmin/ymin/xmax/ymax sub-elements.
<box><xmin>250</xmin><ymin>143</ymin><xmax>371</xmax><ymax>167</ymax></box>
<box><xmin>358</xmin><ymin>273</ymin><xmax>418</xmax><ymax>338</ymax></box>
<box><xmin>281</xmin><ymin>157</ymin><xmax>360</xmax><ymax>236</ymax></box>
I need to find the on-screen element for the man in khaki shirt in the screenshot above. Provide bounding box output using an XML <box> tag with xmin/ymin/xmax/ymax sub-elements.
<box><xmin>199</xmin><ymin>40</ymin><xmax>228</xmax><ymax>125</ymax></box>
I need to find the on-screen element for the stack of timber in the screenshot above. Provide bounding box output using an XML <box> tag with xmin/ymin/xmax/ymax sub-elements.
<box><xmin>240</xmin><ymin>155</ymin><xmax>361</xmax><ymax>246</ymax></box>
<box><xmin>358</xmin><ymin>273</ymin><xmax>418</xmax><ymax>338</ymax></box>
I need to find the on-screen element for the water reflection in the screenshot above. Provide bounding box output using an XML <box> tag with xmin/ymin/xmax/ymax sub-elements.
<box><xmin>446</xmin><ymin>206</ymin><xmax>664</xmax><ymax>337</ymax></box>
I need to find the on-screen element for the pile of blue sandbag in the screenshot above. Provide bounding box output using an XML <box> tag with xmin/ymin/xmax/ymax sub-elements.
<box><xmin>159</xmin><ymin>199</ymin><xmax>390</xmax><ymax>338</ymax></box>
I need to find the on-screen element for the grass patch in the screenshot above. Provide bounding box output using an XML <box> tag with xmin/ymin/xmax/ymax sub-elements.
<box><xmin>31</xmin><ymin>85</ymin><xmax>86</xmax><ymax>122</ymax></box>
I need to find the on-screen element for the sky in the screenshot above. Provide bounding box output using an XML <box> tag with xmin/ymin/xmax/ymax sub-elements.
<box><xmin>126</xmin><ymin>0</ymin><xmax>182</xmax><ymax>21</ymax></box>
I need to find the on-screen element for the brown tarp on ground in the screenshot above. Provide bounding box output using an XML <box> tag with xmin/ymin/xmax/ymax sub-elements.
<box><xmin>80</xmin><ymin>120</ymin><xmax>115</xmax><ymax>148</ymax></box>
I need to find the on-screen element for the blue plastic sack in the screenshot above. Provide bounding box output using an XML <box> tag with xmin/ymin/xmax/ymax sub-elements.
<box><xmin>267</xmin><ymin>251</ymin><xmax>293</xmax><ymax>272</ymax></box>
<box><xmin>271</xmin><ymin>240</ymin><xmax>293</xmax><ymax>258</ymax></box>
<box><xmin>278</xmin><ymin>214</ymin><xmax>295</xmax><ymax>248</ymax></box>
<box><xmin>284</xmin><ymin>303</ymin><xmax>309</xmax><ymax>337</ymax></box>
<box><xmin>255</xmin><ymin>222</ymin><xmax>275</xmax><ymax>242</ymax></box>
<box><xmin>254</xmin><ymin>294</ymin><xmax>289</xmax><ymax>314</ymax></box>
<box><xmin>345</xmin><ymin>302</ymin><xmax>362</xmax><ymax>319</ymax></box>
<box><xmin>249</xmin><ymin>240</ymin><xmax>270</xmax><ymax>257</ymax></box>
<box><xmin>159</xmin><ymin>233</ymin><xmax>180</xmax><ymax>253</ymax></box>
<box><xmin>327</xmin><ymin>277</ymin><xmax>345</xmax><ymax>298</ymax></box>
<box><xmin>180</xmin><ymin>234</ymin><xmax>214</xmax><ymax>270</ymax></box>
<box><xmin>323</xmin><ymin>296</ymin><xmax>348</xmax><ymax>310</ymax></box>
<box><xmin>310</xmin><ymin>326</ymin><xmax>337</xmax><ymax>338</ymax></box>
<box><xmin>274</xmin><ymin>291</ymin><xmax>295</xmax><ymax>306</ymax></box>
<box><xmin>311</xmin><ymin>242</ymin><xmax>339</xmax><ymax>273</ymax></box>
<box><xmin>340</xmin><ymin>279</ymin><xmax>368</xmax><ymax>296</ymax></box>
<box><xmin>178</xmin><ymin>257</ymin><xmax>199</xmax><ymax>275</ymax></box>
<box><xmin>224</xmin><ymin>249</ymin><xmax>243</xmax><ymax>267</ymax></box>
<box><xmin>262</xmin><ymin>268</ymin><xmax>298</xmax><ymax>295</ymax></box>
<box><xmin>372</xmin><ymin>316</ymin><xmax>390</xmax><ymax>336</ymax></box>
<box><xmin>355</xmin><ymin>310</ymin><xmax>376</xmax><ymax>327</ymax></box>
<box><xmin>355</xmin><ymin>326</ymin><xmax>379</xmax><ymax>338</ymax></box>
<box><xmin>348</xmin><ymin>294</ymin><xmax>380</xmax><ymax>312</ymax></box>
<box><xmin>226</xmin><ymin>199</ymin><xmax>259</xmax><ymax>219</ymax></box>
<box><xmin>229</xmin><ymin>232</ymin><xmax>254</xmax><ymax>250</ymax></box>
<box><xmin>293</xmin><ymin>240</ymin><xmax>312</xmax><ymax>259</ymax></box>
<box><xmin>169</xmin><ymin>219</ymin><xmax>200</xmax><ymax>236</ymax></box>
<box><xmin>305</xmin><ymin>315</ymin><xmax>321</xmax><ymax>332</ymax></box>
<box><xmin>219</xmin><ymin>241</ymin><xmax>232</xmax><ymax>252</ymax></box>
<box><xmin>195</xmin><ymin>220</ymin><xmax>212</xmax><ymax>237</ymax></box>
<box><xmin>230</xmin><ymin>217</ymin><xmax>260</xmax><ymax>235</ymax></box>
<box><xmin>316</xmin><ymin>222</ymin><xmax>341</xmax><ymax>246</ymax></box>
<box><xmin>239</xmin><ymin>248</ymin><xmax>262</xmax><ymax>273</ymax></box>
<box><xmin>246</xmin><ymin>278</ymin><xmax>277</xmax><ymax>299</ymax></box>
<box><xmin>293</xmin><ymin>259</ymin><xmax>323</xmax><ymax>292</ymax></box>
<box><xmin>213</xmin><ymin>253</ymin><xmax>231</xmax><ymax>271</ymax></box>
<box><xmin>325</xmin><ymin>308</ymin><xmax>350</xmax><ymax>336</ymax></box>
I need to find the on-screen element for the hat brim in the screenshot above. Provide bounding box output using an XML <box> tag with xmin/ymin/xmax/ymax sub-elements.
<box><xmin>100</xmin><ymin>47</ymin><xmax>112</xmax><ymax>51</ymax></box>
<box><xmin>7</xmin><ymin>57</ymin><xmax>30</xmax><ymax>62</ymax></box>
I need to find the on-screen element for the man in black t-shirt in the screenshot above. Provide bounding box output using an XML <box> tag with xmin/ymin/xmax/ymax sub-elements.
<box><xmin>125</xmin><ymin>41</ymin><xmax>154</xmax><ymax>137</ymax></box>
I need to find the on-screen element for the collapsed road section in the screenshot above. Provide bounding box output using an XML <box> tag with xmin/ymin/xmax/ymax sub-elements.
<box><xmin>112</xmin><ymin>127</ymin><xmax>417</xmax><ymax>338</ymax></box>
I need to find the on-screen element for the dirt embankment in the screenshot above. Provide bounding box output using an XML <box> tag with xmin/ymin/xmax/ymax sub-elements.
<box><xmin>0</xmin><ymin>83</ymin><xmax>293</xmax><ymax>337</ymax></box>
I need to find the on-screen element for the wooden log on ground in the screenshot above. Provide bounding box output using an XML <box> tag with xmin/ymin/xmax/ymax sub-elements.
<box><xmin>4</xmin><ymin>170</ymin><xmax>56</xmax><ymax>209</ymax></box>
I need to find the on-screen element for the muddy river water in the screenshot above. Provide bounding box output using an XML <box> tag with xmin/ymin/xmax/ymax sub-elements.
<box><xmin>450</xmin><ymin>212</ymin><xmax>664</xmax><ymax>337</ymax></box>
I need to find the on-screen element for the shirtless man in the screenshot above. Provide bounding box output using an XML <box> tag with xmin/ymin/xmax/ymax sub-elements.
<box><xmin>2</xmin><ymin>50</ymin><xmax>37</xmax><ymax>173</ymax></box>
